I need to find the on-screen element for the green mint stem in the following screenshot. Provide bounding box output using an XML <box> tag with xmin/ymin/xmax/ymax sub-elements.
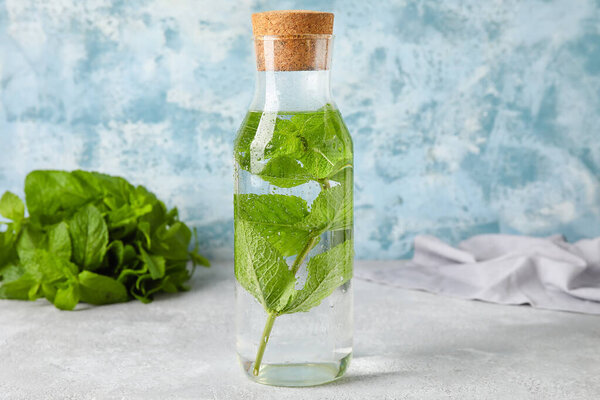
<box><xmin>252</xmin><ymin>179</ymin><xmax>331</xmax><ymax>376</ymax></box>
<box><xmin>290</xmin><ymin>235</ymin><xmax>319</xmax><ymax>275</ymax></box>
<box><xmin>252</xmin><ymin>236</ymin><xmax>318</xmax><ymax>375</ymax></box>
<box><xmin>318</xmin><ymin>178</ymin><xmax>331</xmax><ymax>190</ymax></box>
<box><xmin>253</xmin><ymin>311</ymin><xmax>277</xmax><ymax>376</ymax></box>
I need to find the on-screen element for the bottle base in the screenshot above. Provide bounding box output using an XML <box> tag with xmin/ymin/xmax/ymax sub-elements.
<box><xmin>238</xmin><ymin>353</ymin><xmax>352</xmax><ymax>387</ymax></box>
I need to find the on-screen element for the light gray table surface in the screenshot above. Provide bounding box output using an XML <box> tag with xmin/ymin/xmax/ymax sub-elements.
<box><xmin>0</xmin><ymin>261</ymin><xmax>598</xmax><ymax>400</ymax></box>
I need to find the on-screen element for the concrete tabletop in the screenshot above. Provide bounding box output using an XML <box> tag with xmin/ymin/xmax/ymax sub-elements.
<box><xmin>0</xmin><ymin>261</ymin><xmax>598</xmax><ymax>400</ymax></box>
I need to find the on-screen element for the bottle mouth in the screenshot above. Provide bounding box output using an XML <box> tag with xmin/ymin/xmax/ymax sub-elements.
<box><xmin>253</xmin><ymin>34</ymin><xmax>333</xmax><ymax>71</ymax></box>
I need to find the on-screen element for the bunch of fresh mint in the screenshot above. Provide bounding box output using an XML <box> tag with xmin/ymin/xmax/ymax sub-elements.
<box><xmin>0</xmin><ymin>170</ymin><xmax>209</xmax><ymax>310</ymax></box>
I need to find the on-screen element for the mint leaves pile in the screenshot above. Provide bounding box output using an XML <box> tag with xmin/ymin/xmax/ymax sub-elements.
<box><xmin>0</xmin><ymin>170</ymin><xmax>209</xmax><ymax>310</ymax></box>
<box><xmin>234</xmin><ymin>105</ymin><xmax>353</xmax><ymax>375</ymax></box>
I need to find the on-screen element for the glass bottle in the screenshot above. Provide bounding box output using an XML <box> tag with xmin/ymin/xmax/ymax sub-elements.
<box><xmin>233</xmin><ymin>10</ymin><xmax>353</xmax><ymax>387</ymax></box>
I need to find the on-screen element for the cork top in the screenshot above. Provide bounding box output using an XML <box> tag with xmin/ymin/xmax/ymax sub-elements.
<box><xmin>252</xmin><ymin>10</ymin><xmax>334</xmax><ymax>37</ymax></box>
<box><xmin>251</xmin><ymin>10</ymin><xmax>334</xmax><ymax>71</ymax></box>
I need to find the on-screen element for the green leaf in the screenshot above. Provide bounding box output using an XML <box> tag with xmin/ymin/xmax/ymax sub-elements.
<box><xmin>189</xmin><ymin>228</ymin><xmax>210</xmax><ymax>267</ymax></box>
<box><xmin>0</xmin><ymin>191</ymin><xmax>25</xmax><ymax>222</ymax></box>
<box><xmin>28</xmin><ymin>282</ymin><xmax>42</xmax><ymax>300</ymax></box>
<box><xmin>135</xmin><ymin>186</ymin><xmax>168</xmax><ymax>231</ymax></box>
<box><xmin>137</xmin><ymin>221</ymin><xmax>151</xmax><ymax>248</ymax></box>
<box><xmin>259</xmin><ymin>156</ymin><xmax>313</xmax><ymax>188</ymax></box>
<box><xmin>42</xmin><ymin>282</ymin><xmax>57</xmax><ymax>303</ymax></box>
<box><xmin>264</xmin><ymin>118</ymin><xmax>307</xmax><ymax>160</ymax></box>
<box><xmin>235</xmin><ymin>194</ymin><xmax>312</xmax><ymax>257</ymax></box>
<box><xmin>234</xmin><ymin>111</ymin><xmax>263</xmax><ymax>170</ymax></box>
<box><xmin>25</xmin><ymin>170</ymin><xmax>99</xmax><ymax>225</ymax></box>
<box><xmin>0</xmin><ymin>263</ymin><xmax>24</xmax><ymax>283</ymax></box>
<box><xmin>22</xmin><ymin>249</ymin><xmax>78</xmax><ymax>283</ymax></box>
<box><xmin>234</xmin><ymin>219</ymin><xmax>296</xmax><ymax>312</ymax></box>
<box><xmin>69</xmin><ymin>204</ymin><xmax>109</xmax><ymax>271</ymax></box>
<box><xmin>139</xmin><ymin>247</ymin><xmax>165</xmax><ymax>279</ymax></box>
<box><xmin>106</xmin><ymin>203</ymin><xmax>153</xmax><ymax>229</ymax></box>
<box><xmin>53</xmin><ymin>281</ymin><xmax>80</xmax><ymax>310</ymax></box>
<box><xmin>78</xmin><ymin>271</ymin><xmax>129</xmax><ymax>305</ymax></box>
<box><xmin>279</xmin><ymin>107</ymin><xmax>351</xmax><ymax>180</ymax></box>
<box><xmin>150</xmin><ymin>222</ymin><xmax>191</xmax><ymax>261</ymax></box>
<box><xmin>302</xmin><ymin>185</ymin><xmax>353</xmax><ymax>233</ymax></box>
<box><xmin>0</xmin><ymin>274</ymin><xmax>37</xmax><ymax>300</ymax></box>
<box><xmin>164</xmin><ymin>265</ymin><xmax>192</xmax><ymax>291</ymax></box>
<box><xmin>16</xmin><ymin>223</ymin><xmax>72</xmax><ymax>264</ymax></box>
<box><xmin>165</xmin><ymin>207</ymin><xmax>179</xmax><ymax>225</ymax></box>
<box><xmin>280</xmin><ymin>240</ymin><xmax>353</xmax><ymax>314</ymax></box>
<box><xmin>16</xmin><ymin>225</ymin><xmax>44</xmax><ymax>263</ymax></box>
<box><xmin>190</xmin><ymin>251</ymin><xmax>210</xmax><ymax>267</ymax></box>
<box><xmin>122</xmin><ymin>244</ymin><xmax>137</xmax><ymax>265</ymax></box>
<box><xmin>106</xmin><ymin>240</ymin><xmax>125</xmax><ymax>268</ymax></box>
<box><xmin>0</xmin><ymin>228</ymin><xmax>20</xmax><ymax>268</ymax></box>
<box><xmin>72</xmin><ymin>170</ymin><xmax>135</xmax><ymax>204</ymax></box>
<box><xmin>47</xmin><ymin>222</ymin><xmax>72</xmax><ymax>261</ymax></box>
<box><xmin>327</xmin><ymin>159</ymin><xmax>353</xmax><ymax>184</ymax></box>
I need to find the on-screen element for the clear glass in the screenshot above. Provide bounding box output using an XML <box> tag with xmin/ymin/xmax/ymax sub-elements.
<box><xmin>233</xmin><ymin>35</ymin><xmax>353</xmax><ymax>387</ymax></box>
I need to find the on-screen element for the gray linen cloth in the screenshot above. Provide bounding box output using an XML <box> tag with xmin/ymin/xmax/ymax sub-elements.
<box><xmin>356</xmin><ymin>234</ymin><xmax>600</xmax><ymax>314</ymax></box>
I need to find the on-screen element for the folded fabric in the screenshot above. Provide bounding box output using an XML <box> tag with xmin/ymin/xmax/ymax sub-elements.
<box><xmin>356</xmin><ymin>234</ymin><xmax>600</xmax><ymax>315</ymax></box>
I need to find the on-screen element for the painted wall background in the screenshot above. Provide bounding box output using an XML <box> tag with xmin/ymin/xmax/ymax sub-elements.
<box><xmin>1</xmin><ymin>0</ymin><xmax>599</xmax><ymax>260</ymax></box>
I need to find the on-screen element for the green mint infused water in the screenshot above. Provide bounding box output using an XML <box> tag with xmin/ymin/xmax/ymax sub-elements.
<box><xmin>233</xmin><ymin>10</ymin><xmax>354</xmax><ymax>387</ymax></box>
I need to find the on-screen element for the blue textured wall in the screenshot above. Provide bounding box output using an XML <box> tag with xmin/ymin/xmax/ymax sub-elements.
<box><xmin>1</xmin><ymin>0</ymin><xmax>599</xmax><ymax>260</ymax></box>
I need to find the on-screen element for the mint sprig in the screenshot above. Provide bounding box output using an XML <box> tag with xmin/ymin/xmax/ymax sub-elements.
<box><xmin>234</xmin><ymin>104</ymin><xmax>353</xmax><ymax>376</ymax></box>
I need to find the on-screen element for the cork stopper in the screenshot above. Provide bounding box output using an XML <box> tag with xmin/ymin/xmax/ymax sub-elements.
<box><xmin>252</xmin><ymin>10</ymin><xmax>334</xmax><ymax>36</ymax></box>
<box><xmin>251</xmin><ymin>10</ymin><xmax>334</xmax><ymax>71</ymax></box>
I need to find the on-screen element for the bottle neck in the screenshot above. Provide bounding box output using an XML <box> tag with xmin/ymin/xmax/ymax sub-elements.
<box><xmin>249</xmin><ymin>70</ymin><xmax>334</xmax><ymax>112</ymax></box>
